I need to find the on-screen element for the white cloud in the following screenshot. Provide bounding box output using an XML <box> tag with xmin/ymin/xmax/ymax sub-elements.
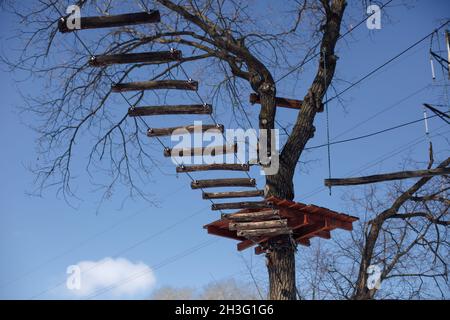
<box><xmin>68</xmin><ymin>257</ymin><xmax>156</xmax><ymax>298</ymax></box>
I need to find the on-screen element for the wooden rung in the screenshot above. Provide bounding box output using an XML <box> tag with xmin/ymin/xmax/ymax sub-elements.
<box><xmin>89</xmin><ymin>50</ymin><xmax>182</xmax><ymax>67</ymax></box>
<box><xmin>324</xmin><ymin>167</ymin><xmax>450</xmax><ymax>187</ymax></box>
<box><xmin>211</xmin><ymin>201</ymin><xmax>267</xmax><ymax>211</ymax></box>
<box><xmin>222</xmin><ymin>210</ymin><xmax>279</xmax><ymax>221</ymax></box>
<box><xmin>164</xmin><ymin>143</ymin><xmax>237</xmax><ymax>157</ymax></box>
<box><xmin>229</xmin><ymin>219</ymin><xmax>287</xmax><ymax>231</ymax></box>
<box><xmin>177</xmin><ymin>163</ymin><xmax>249</xmax><ymax>173</ymax></box>
<box><xmin>203</xmin><ymin>190</ymin><xmax>264</xmax><ymax>200</ymax></box>
<box><xmin>249</xmin><ymin>93</ymin><xmax>309</xmax><ymax>110</ymax></box>
<box><xmin>191</xmin><ymin>178</ymin><xmax>255</xmax><ymax>189</ymax></box>
<box><xmin>129</xmin><ymin>104</ymin><xmax>212</xmax><ymax>116</ymax></box>
<box><xmin>237</xmin><ymin>227</ymin><xmax>292</xmax><ymax>238</ymax></box>
<box><xmin>58</xmin><ymin>11</ymin><xmax>160</xmax><ymax>33</ymax></box>
<box><xmin>147</xmin><ymin>124</ymin><xmax>223</xmax><ymax>137</ymax></box>
<box><xmin>112</xmin><ymin>80</ymin><xmax>198</xmax><ymax>92</ymax></box>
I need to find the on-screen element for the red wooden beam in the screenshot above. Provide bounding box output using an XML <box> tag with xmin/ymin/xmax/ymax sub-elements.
<box><xmin>206</xmin><ymin>226</ymin><xmax>244</xmax><ymax>241</ymax></box>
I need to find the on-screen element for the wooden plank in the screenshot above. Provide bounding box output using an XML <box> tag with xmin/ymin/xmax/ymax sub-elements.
<box><xmin>177</xmin><ymin>163</ymin><xmax>249</xmax><ymax>173</ymax></box>
<box><xmin>59</xmin><ymin>11</ymin><xmax>160</xmax><ymax>33</ymax></box>
<box><xmin>164</xmin><ymin>143</ymin><xmax>237</xmax><ymax>157</ymax></box>
<box><xmin>89</xmin><ymin>50</ymin><xmax>182</xmax><ymax>67</ymax></box>
<box><xmin>147</xmin><ymin>124</ymin><xmax>223</xmax><ymax>137</ymax></box>
<box><xmin>129</xmin><ymin>104</ymin><xmax>211</xmax><ymax>116</ymax></box>
<box><xmin>249</xmin><ymin>93</ymin><xmax>305</xmax><ymax>110</ymax></box>
<box><xmin>229</xmin><ymin>219</ymin><xmax>288</xmax><ymax>231</ymax></box>
<box><xmin>223</xmin><ymin>209</ymin><xmax>279</xmax><ymax>222</ymax></box>
<box><xmin>237</xmin><ymin>215</ymin><xmax>308</xmax><ymax>252</ymax></box>
<box><xmin>212</xmin><ymin>201</ymin><xmax>268</xmax><ymax>211</ymax></box>
<box><xmin>203</xmin><ymin>189</ymin><xmax>264</xmax><ymax>200</ymax></box>
<box><xmin>237</xmin><ymin>227</ymin><xmax>292</xmax><ymax>237</ymax></box>
<box><xmin>112</xmin><ymin>80</ymin><xmax>198</xmax><ymax>92</ymax></box>
<box><xmin>295</xmin><ymin>222</ymin><xmax>329</xmax><ymax>241</ymax></box>
<box><xmin>316</xmin><ymin>230</ymin><xmax>331</xmax><ymax>239</ymax></box>
<box><xmin>324</xmin><ymin>167</ymin><xmax>450</xmax><ymax>187</ymax></box>
<box><xmin>191</xmin><ymin>178</ymin><xmax>255</xmax><ymax>189</ymax></box>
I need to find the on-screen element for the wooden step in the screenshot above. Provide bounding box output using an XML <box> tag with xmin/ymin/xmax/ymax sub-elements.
<box><xmin>203</xmin><ymin>190</ymin><xmax>264</xmax><ymax>200</ymax></box>
<box><xmin>250</xmin><ymin>93</ymin><xmax>308</xmax><ymax>110</ymax></box>
<box><xmin>237</xmin><ymin>227</ymin><xmax>292</xmax><ymax>238</ymax></box>
<box><xmin>222</xmin><ymin>210</ymin><xmax>279</xmax><ymax>221</ymax></box>
<box><xmin>59</xmin><ymin>11</ymin><xmax>160</xmax><ymax>33</ymax></box>
<box><xmin>147</xmin><ymin>124</ymin><xmax>224</xmax><ymax>137</ymax></box>
<box><xmin>89</xmin><ymin>50</ymin><xmax>182</xmax><ymax>67</ymax></box>
<box><xmin>177</xmin><ymin>163</ymin><xmax>249</xmax><ymax>173</ymax></box>
<box><xmin>112</xmin><ymin>80</ymin><xmax>198</xmax><ymax>92</ymax></box>
<box><xmin>164</xmin><ymin>143</ymin><xmax>237</xmax><ymax>157</ymax></box>
<box><xmin>229</xmin><ymin>219</ymin><xmax>288</xmax><ymax>231</ymax></box>
<box><xmin>191</xmin><ymin>178</ymin><xmax>255</xmax><ymax>189</ymax></box>
<box><xmin>211</xmin><ymin>201</ymin><xmax>268</xmax><ymax>211</ymax></box>
<box><xmin>129</xmin><ymin>104</ymin><xmax>212</xmax><ymax>116</ymax></box>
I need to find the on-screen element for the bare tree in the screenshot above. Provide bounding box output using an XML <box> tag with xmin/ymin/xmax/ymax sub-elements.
<box><xmin>150</xmin><ymin>278</ymin><xmax>262</xmax><ymax>300</ymax></box>
<box><xmin>297</xmin><ymin>156</ymin><xmax>449</xmax><ymax>299</ymax></box>
<box><xmin>3</xmin><ymin>0</ymin><xmax>365</xmax><ymax>299</ymax></box>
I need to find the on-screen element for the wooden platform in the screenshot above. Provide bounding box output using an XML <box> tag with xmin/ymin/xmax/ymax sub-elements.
<box><xmin>203</xmin><ymin>196</ymin><xmax>358</xmax><ymax>254</ymax></box>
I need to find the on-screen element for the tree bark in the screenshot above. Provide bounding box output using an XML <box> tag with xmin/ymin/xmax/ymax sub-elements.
<box><xmin>266</xmin><ymin>242</ymin><xmax>297</xmax><ymax>300</ymax></box>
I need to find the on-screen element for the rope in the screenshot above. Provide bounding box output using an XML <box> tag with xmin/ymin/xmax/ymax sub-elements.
<box><xmin>323</xmin><ymin>48</ymin><xmax>332</xmax><ymax>196</ymax></box>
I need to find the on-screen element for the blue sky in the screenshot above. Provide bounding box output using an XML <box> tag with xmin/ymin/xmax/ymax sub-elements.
<box><xmin>0</xmin><ymin>1</ymin><xmax>449</xmax><ymax>299</ymax></box>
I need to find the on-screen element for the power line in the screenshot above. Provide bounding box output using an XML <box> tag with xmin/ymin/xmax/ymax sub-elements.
<box><xmin>29</xmin><ymin>204</ymin><xmax>209</xmax><ymax>299</ymax></box>
<box><xmin>304</xmin><ymin>114</ymin><xmax>443</xmax><ymax>150</ymax></box>
<box><xmin>325</xmin><ymin>20</ymin><xmax>450</xmax><ymax>104</ymax></box>
<box><xmin>331</xmin><ymin>83</ymin><xmax>432</xmax><ymax>140</ymax></box>
<box><xmin>85</xmin><ymin>238</ymin><xmax>219</xmax><ymax>299</ymax></box>
<box><xmin>0</xmin><ymin>181</ymin><xmax>195</xmax><ymax>290</ymax></box>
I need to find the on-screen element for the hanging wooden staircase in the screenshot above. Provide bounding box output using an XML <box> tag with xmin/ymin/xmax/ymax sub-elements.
<box><xmin>57</xmin><ymin>9</ymin><xmax>358</xmax><ymax>254</ymax></box>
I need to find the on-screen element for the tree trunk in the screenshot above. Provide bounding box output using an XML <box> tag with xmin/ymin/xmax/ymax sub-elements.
<box><xmin>262</xmin><ymin>0</ymin><xmax>347</xmax><ymax>300</ymax></box>
<box><xmin>266</xmin><ymin>239</ymin><xmax>297</xmax><ymax>300</ymax></box>
<box><xmin>352</xmin><ymin>222</ymin><xmax>382</xmax><ymax>300</ymax></box>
